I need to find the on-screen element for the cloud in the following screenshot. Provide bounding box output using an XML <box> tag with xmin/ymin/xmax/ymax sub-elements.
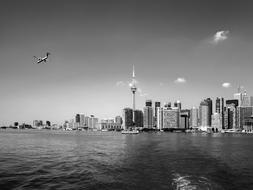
<box><xmin>116</xmin><ymin>81</ymin><xmax>125</xmax><ymax>87</ymax></box>
<box><xmin>222</xmin><ymin>82</ymin><xmax>231</xmax><ymax>88</ymax></box>
<box><xmin>137</xmin><ymin>88</ymin><xmax>148</xmax><ymax>97</ymax></box>
<box><xmin>174</xmin><ymin>77</ymin><xmax>186</xmax><ymax>84</ymax></box>
<box><xmin>212</xmin><ymin>30</ymin><xmax>229</xmax><ymax>44</ymax></box>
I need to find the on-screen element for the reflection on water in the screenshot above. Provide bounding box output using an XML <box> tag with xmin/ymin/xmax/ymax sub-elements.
<box><xmin>0</xmin><ymin>130</ymin><xmax>253</xmax><ymax>190</ymax></box>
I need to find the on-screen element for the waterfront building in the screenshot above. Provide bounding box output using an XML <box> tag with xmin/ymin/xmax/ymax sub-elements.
<box><xmin>205</xmin><ymin>98</ymin><xmax>212</xmax><ymax>126</ymax></box>
<box><xmin>211</xmin><ymin>113</ymin><xmax>222</xmax><ymax>132</ymax></box>
<box><xmin>199</xmin><ymin>100</ymin><xmax>210</xmax><ymax>127</ymax></box>
<box><xmin>180</xmin><ymin>109</ymin><xmax>190</xmax><ymax>129</ymax></box>
<box><xmin>163</xmin><ymin>107</ymin><xmax>179</xmax><ymax>129</ymax></box>
<box><xmin>251</xmin><ymin>96</ymin><xmax>253</xmax><ymax>106</ymax></box>
<box><xmin>216</xmin><ymin>97</ymin><xmax>224</xmax><ymax>128</ymax></box>
<box><xmin>134</xmin><ymin>110</ymin><xmax>143</xmax><ymax>127</ymax></box>
<box><xmin>46</xmin><ymin>121</ymin><xmax>51</xmax><ymax>127</ymax></box>
<box><xmin>99</xmin><ymin>122</ymin><xmax>122</xmax><ymax>131</ymax></box>
<box><xmin>190</xmin><ymin>107</ymin><xmax>198</xmax><ymax>128</ymax></box>
<box><xmin>154</xmin><ymin>101</ymin><xmax>161</xmax><ymax>128</ymax></box>
<box><xmin>88</xmin><ymin>115</ymin><xmax>98</xmax><ymax>129</ymax></box>
<box><xmin>144</xmin><ymin>100</ymin><xmax>153</xmax><ymax>129</ymax></box>
<box><xmin>122</xmin><ymin>108</ymin><xmax>133</xmax><ymax>130</ymax></box>
<box><xmin>80</xmin><ymin>114</ymin><xmax>85</xmax><ymax>127</ymax></box>
<box><xmin>33</xmin><ymin>120</ymin><xmax>40</xmax><ymax>127</ymax></box>
<box><xmin>237</xmin><ymin>107</ymin><xmax>253</xmax><ymax>129</ymax></box>
<box><xmin>75</xmin><ymin>114</ymin><xmax>80</xmax><ymax>123</ymax></box>
<box><xmin>115</xmin><ymin>116</ymin><xmax>123</xmax><ymax>124</ymax></box>
<box><xmin>84</xmin><ymin>116</ymin><xmax>89</xmax><ymax>128</ymax></box>
<box><xmin>225</xmin><ymin>102</ymin><xmax>237</xmax><ymax>129</ymax></box>
<box><xmin>234</xmin><ymin>86</ymin><xmax>243</xmax><ymax>106</ymax></box>
<box><xmin>157</xmin><ymin>107</ymin><xmax>163</xmax><ymax>130</ymax></box>
<box><xmin>243</xmin><ymin>115</ymin><xmax>253</xmax><ymax>131</ymax></box>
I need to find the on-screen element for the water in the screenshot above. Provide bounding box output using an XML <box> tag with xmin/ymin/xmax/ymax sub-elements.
<box><xmin>0</xmin><ymin>130</ymin><xmax>253</xmax><ymax>190</ymax></box>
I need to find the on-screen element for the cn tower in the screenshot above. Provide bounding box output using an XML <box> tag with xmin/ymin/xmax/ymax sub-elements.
<box><xmin>131</xmin><ymin>65</ymin><xmax>137</xmax><ymax>126</ymax></box>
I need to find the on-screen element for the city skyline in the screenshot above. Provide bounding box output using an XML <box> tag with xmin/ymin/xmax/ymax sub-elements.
<box><xmin>1</xmin><ymin>0</ymin><xmax>253</xmax><ymax>124</ymax></box>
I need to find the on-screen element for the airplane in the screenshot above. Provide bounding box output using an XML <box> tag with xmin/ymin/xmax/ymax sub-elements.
<box><xmin>33</xmin><ymin>52</ymin><xmax>50</xmax><ymax>64</ymax></box>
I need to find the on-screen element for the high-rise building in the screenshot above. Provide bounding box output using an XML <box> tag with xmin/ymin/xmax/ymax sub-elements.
<box><xmin>144</xmin><ymin>100</ymin><xmax>153</xmax><ymax>129</ymax></box>
<box><xmin>88</xmin><ymin>115</ymin><xmax>98</xmax><ymax>129</ymax></box>
<box><xmin>84</xmin><ymin>116</ymin><xmax>89</xmax><ymax>128</ymax></box>
<box><xmin>75</xmin><ymin>114</ymin><xmax>80</xmax><ymax>123</ymax></box>
<box><xmin>242</xmin><ymin>90</ymin><xmax>250</xmax><ymax>107</ymax></box>
<box><xmin>134</xmin><ymin>110</ymin><xmax>143</xmax><ymax>127</ymax></box>
<box><xmin>234</xmin><ymin>86</ymin><xmax>243</xmax><ymax>106</ymax></box>
<box><xmin>238</xmin><ymin>107</ymin><xmax>253</xmax><ymax>129</ymax></box>
<box><xmin>205</xmin><ymin>98</ymin><xmax>212</xmax><ymax>126</ymax></box>
<box><xmin>190</xmin><ymin>107</ymin><xmax>198</xmax><ymax>128</ymax></box>
<box><xmin>216</xmin><ymin>97</ymin><xmax>224</xmax><ymax>128</ymax></box>
<box><xmin>211</xmin><ymin>113</ymin><xmax>222</xmax><ymax>132</ymax></box>
<box><xmin>180</xmin><ymin>109</ymin><xmax>190</xmax><ymax>129</ymax></box>
<box><xmin>122</xmin><ymin>108</ymin><xmax>133</xmax><ymax>130</ymax></box>
<box><xmin>46</xmin><ymin>121</ymin><xmax>51</xmax><ymax>126</ymax></box>
<box><xmin>80</xmin><ymin>114</ymin><xmax>85</xmax><ymax>127</ymax></box>
<box><xmin>145</xmin><ymin>100</ymin><xmax>152</xmax><ymax>107</ymax></box>
<box><xmin>115</xmin><ymin>116</ymin><xmax>123</xmax><ymax>124</ymax></box>
<box><xmin>174</xmin><ymin>100</ymin><xmax>182</xmax><ymax>111</ymax></box>
<box><xmin>225</xmin><ymin>101</ymin><xmax>238</xmax><ymax>129</ymax></box>
<box><xmin>163</xmin><ymin>107</ymin><xmax>180</xmax><ymax>128</ymax></box>
<box><xmin>164</xmin><ymin>102</ymin><xmax>171</xmax><ymax>108</ymax></box>
<box><xmin>130</xmin><ymin>65</ymin><xmax>137</xmax><ymax>126</ymax></box>
<box><xmin>157</xmin><ymin>107</ymin><xmax>163</xmax><ymax>130</ymax></box>
<box><xmin>154</xmin><ymin>101</ymin><xmax>161</xmax><ymax>128</ymax></box>
<box><xmin>250</xmin><ymin>96</ymin><xmax>253</xmax><ymax>106</ymax></box>
<box><xmin>199</xmin><ymin>100</ymin><xmax>210</xmax><ymax>127</ymax></box>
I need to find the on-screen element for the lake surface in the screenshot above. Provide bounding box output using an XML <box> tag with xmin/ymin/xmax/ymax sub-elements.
<box><xmin>0</xmin><ymin>130</ymin><xmax>253</xmax><ymax>190</ymax></box>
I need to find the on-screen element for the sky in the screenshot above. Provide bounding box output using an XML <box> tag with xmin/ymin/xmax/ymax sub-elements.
<box><xmin>1</xmin><ymin>0</ymin><xmax>253</xmax><ymax>125</ymax></box>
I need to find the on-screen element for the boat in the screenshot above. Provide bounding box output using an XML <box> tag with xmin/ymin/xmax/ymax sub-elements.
<box><xmin>121</xmin><ymin>130</ymin><xmax>139</xmax><ymax>134</ymax></box>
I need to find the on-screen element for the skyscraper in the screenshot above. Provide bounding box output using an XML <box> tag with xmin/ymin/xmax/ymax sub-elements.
<box><xmin>75</xmin><ymin>114</ymin><xmax>80</xmax><ymax>124</ymax></box>
<box><xmin>211</xmin><ymin>113</ymin><xmax>222</xmax><ymax>132</ymax></box>
<box><xmin>122</xmin><ymin>108</ymin><xmax>133</xmax><ymax>130</ymax></box>
<box><xmin>180</xmin><ymin>109</ymin><xmax>190</xmax><ymax>129</ymax></box>
<box><xmin>115</xmin><ymin>116</ymin><xmax>123</xmax><ymax>124</ymax></box>
<box><xmin>144</xmin><ymin>100</ymin><xmax>153</xmax><ymax>129</ymax></box>
<box><xmin>174</xmin><ymin>100</ymin><xmax>182</xmax><ymax>111</ymax></box>
<box><xmin>134</xmin><ymin>110</ymin><xmax>144</xmax><ymax>127</ymax></box>
<box><xmin>163</xmin><ymin>107</ymin><xmax>179</xmax><ymax>128</ymax></box>
<box><xmin>80</xmin><ymin>114</ymin><xmax>85</xmax><ymax>127</ymax></box>
<box><xmin>205</xmin><ymin>98</ymin><xmax>212</xmax><ymax>126</ymax></box>
<box><xmin>242</xmin><ymin>90</ymin><xmax>250</xmax><ymax>107</ymax></box>
<box><xmin>190</xmin><ymin>107</ymin><xmax>198</xmax><ymax>128</ymax></box>
<box><xmin>225</xmin><ymin>100</ymin><xmax>238</xmax><ymax>129</ymax></box>
<box><xmin>130</xmin><ymin>65</ymin><xmax>137</xmax><ymax>126</ymax></box>
<box><xmin>234</xmin><ymin>86</ymin><xmax>243</xmax><ymax>106</ymax></box>
<box><xmin>216</xmin><ymin>97</ymin><xmax>224</xmax><ymax>128</ymax></box>
<box><xmin>199</xmin><ymin>100</ymin><xmax>210</xmax><ymax>127</ymax></box>
<box><xmin>157</xmin><ymin>107</ymin><xmax>163</xmax><ymax>130</ymax></box>
<box><xmin>154</xmin><ymin>101</ymin><xmax>161</xmax><ymax>128</ymax></box>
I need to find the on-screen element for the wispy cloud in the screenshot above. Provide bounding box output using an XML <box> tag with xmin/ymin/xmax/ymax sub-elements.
<box><xmin>222</xmin><ymin>82</ymin><xmax>231</xmax><ymax>88</ymax></box>
<box><xmin>212</xmin><ymin>30</ymin><xmax>229</xmax><ymax>44</ymax></box>
<box><xmin>174</xmin><ymin>77</ymin><xmax>186</xmax><ymax>84</ymax></box>
<box><xmin>137</xmin><ymin>88</ymin><xmax>148</xmax><ymax>97</ymax></box>
<box><xmin>116</xmin><ymin>81</ymin><xmax>126</xmax><ymax>87</ymax></box>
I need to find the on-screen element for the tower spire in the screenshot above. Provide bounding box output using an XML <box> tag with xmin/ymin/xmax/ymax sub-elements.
<box><xmin>132</xmin><ymin>65</ymin><xmax>135</xmax><ymax>78</ymax></box>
